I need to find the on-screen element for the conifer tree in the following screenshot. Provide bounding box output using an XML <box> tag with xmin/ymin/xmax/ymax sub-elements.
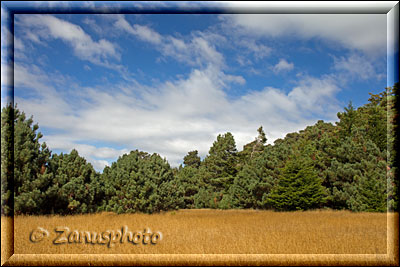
<box><xmin>1</xmin><ymin>104</ymin><xmax>14</xmax><ymax>215</ymax></box>
<box><xmin>40</xmin><ymin>149</ymin><xmax>100</xmax><ymax>215</ymax></box>
<box><xmin>176</xmin><ymin>165</ymin><xmax>200</xmax><ymax>208</ymax></box>
<box><xmin>183</xmin><ymin>150</ymin><xmax>201</xmax><ymax>168</ymax></box>
<box><xmin>203</xmin><ymin>132</ymin><xmax>238</xmax><ymax>192</ymax></box>
<box><xmin>266</xmin><ymin>156</ymin><xmax>328</xmax><ymax>211</ymax></box>
<box><xmin>99</xmin><ymin>150</ymin><xmax>182</xmax><ymax>213</ymax></box>
<box><xmin>1</xmin><ymin>105</ymin><xmax>51</xmax><ymax>215</ymax></box>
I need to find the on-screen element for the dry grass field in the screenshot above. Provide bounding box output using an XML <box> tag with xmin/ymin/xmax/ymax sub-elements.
<box><xmin>1</xmin><ymin>209</ymin><xmax>396</xmax><ymax>257</ymax></box>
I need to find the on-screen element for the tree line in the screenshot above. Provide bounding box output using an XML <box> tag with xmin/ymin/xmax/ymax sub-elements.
<box><xmin>1</xmin><ymin>84</ymin><xmax>398</xmax><ymax>215</ymax></box>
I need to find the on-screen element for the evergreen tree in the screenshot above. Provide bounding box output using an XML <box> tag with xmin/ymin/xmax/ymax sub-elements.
<box><xmin>336</xmin><ymin>101</ymin><xmax>357</xmax><ymax>139</ymax></box>
<box><xmin>1</xmin><ymin>104</ymin><xmax>14</xmax><ymax>215</ymax></box>
<box><xmin>238</xmin><ymin>126</ymin><xmax>267</xmax><ymax>166</ymax></box>
<box><xmin>203</xmin><ymin>132</ymin><xmax>238</xmax><ymax>191</ymax></box>
<box><xmin>99</xmin><ymin>150</ymin><xmax>182</xmax><ymax>214</ymax></box>
<box><xmin>347</xmin><ymin>159</ymin><xmax>387</xmax><ymax>212</ymax></box>
<box><xmin>193</xmin><ymin>187</ymin><xmax>216</xmax><ymax>208</ymax></box>
<box><xmin>231</xmin><ymin>145</ymin><xmax>275</xmax><ymax>209</ymax></box>
<box><xmin>266</xmin><ymin>156</ymin><xmax>328</xmax><ymax>211</ymax></box>
<box><xmin>176</xmin><ymin>166</ymin><xmax>200</xmax><ymax>208</ymax></box>
<box><xmin>39</xmin><ymin>149</ymin><xmax>100</xmax><ymax>215</ymax></box>
<box><xmin>183</xmin><ymin>150</ymin><xmax>201</xmax><ymax>168</ymax></box>
<box><xmin>1</xmin><ymin>105</ymin><xmax>51</xmax><ymax>215</ymax></box>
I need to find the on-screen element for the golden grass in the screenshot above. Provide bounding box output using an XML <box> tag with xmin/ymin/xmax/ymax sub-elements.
<box><xmin>2</xmin><ymin>209</ymin><xmax>398</xmax><ymax>265</ymax></box>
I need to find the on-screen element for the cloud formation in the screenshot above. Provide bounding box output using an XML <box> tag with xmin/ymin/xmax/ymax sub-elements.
<box><xmin>221</xmin><ymin>14</ymin><xmax>386</xmax><ymax>55</ymax></box>
<box><xmin>16</xmin><ymin>14</ymin><xmax>120</xmax><ymax>65</ymax></box>
<box><xmin>332</xmin><ymin>53</ymin><xmax>383</xmax><ymax>81</ymax></box>
<box><xmin>114</xmin><ymin>16</ymin><xmax>162</xmax><ymax>44</ymax></box>
<box><xmin>272</xmin><ymin>59</ymin><xmax>294</xmax><ymax>74</ymax></box>
<box><xmin>15</xmin><ymin>61</ymin><xmax>340</xmax><ymax>171</ymax></box>
<box><xmin>11</xmin><ymin>13</ymin><xmax>382</xmax><ymax>172</ymax></box>
<box><xmin>114</xmin><ymin>15</ymin><xmax>226</xmax><ymax>68</ymax></box>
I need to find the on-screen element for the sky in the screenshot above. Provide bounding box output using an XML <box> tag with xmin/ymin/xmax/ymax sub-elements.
<box><xmin>1</xmin><ymin>2</ymin><xmax>394</xmax><ymax>171</ymax></box>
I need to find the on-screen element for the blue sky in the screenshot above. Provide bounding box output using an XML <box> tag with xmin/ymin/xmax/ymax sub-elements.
<box><xmin>1</xmin><ymin>3</ymin><xmax>395</xmax><ymax>171</ymax></box>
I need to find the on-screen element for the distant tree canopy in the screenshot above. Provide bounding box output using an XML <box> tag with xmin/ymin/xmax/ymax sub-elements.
<box><xmin>1</xmin><ymin>84</ymin><xmax>397</xmax><ymax>215</ymax></box>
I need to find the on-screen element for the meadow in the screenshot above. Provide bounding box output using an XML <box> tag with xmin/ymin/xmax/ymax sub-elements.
<box><xmin>1</xmin><ymin>209</ymin><xmax>396</xmax><ymax>255</ymax></box>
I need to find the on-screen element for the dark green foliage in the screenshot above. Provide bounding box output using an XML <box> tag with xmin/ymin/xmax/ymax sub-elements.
<box><xmin>1</xmin><ymin>104</ymin><xmax>51</xmax><ymax>215</ymax></box>
<box><xmin>193</xmin><ymin>187</ymin><xmax>216</xmax><ymax>208</ymax></box>
<box><xmin>230</xmin><ymin>150</ymin><xmax>276</xmax><ymax>209</ymax></box>
<box><xmin>202</xmin><ymin>132</ymin><xmax>238</xmax><ymax>193</ymax></box>
<box><xmin>2</xmin><ymin>85</ymin><xmax>395</xmax><ymax>214</ymax></box>
<box><xmin>238</xmin><ymin>126</ymin><xmax>267</xmax><ymax>166</ymax></box>
<box><xmin>265</xmin><ymin>156</ymin><xmax>327</xmax><ymax>211</ymax></box>
<box><xmin>387</xmin><ymin>83</ymin><xmax>398</xmax><ymax>211</ymax></box>
<box><xmin>39</xmin><ymin>149</ymin><xmax>100</xmax><ymax>215</ymax></box>
<box><xmin>175</xmin><ymin>166</ymin><xmax>200</xmax><ymax>208</ymax></box>
<box><xmin>323</xmin><ymin>134</ymin><xmax>387</xmax><ymax>211</ymax></box>
<box><xmin>183</xmin><ymin>150</ymin><xmax>201</xmax><ymax>168</ymax></box>
<box><xmin>99</xmin><ymin>150</ymin><xmax>182</xmax><ymax>214</ymax></box>
<box><xmin>347</xmin><ymin>159</ymin><xmax>387</xmax><ymax>212</ymax></box>
<box><xmin>1</xmin><ymin>104</ymin><xmax>14</xmax><ymax>215</ymax></box>
<box><xmin>336</xmin><ymin>101</ymin><xmax>357</xmax><ymax>138</ymax></box>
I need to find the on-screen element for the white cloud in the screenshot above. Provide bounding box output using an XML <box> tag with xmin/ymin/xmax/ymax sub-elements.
<box><xmin>221</xmin><ymin>14</ymin><xmax>386</xmax><ymax>55</ymax></box>
<box><xmin>14</xmin><ymin>61</ymin><xmax>340</xmax><ymax>171</ymax></box>
<box><xmin>42</xmin><ymin>135</ymin><xmax>128</xmax><ymax>171</ymax></box>
<box><xmin>16</xmin><ymin>14</ymin><xmax>120</xmax><ymax>64</ymax></box>
<box><xmin>238</xmin><ymin>39</ymin><xmax>272</xmax><ymax>60</ymax></box>
<box><xmin>82</xmin><ymin>17</ymin><xmax>103</xmax><ymax>35</ymax></box>
<box><xmin>114</xmin><ymin>15</ymin><xmax>162</xmax><ymax>44</ymax></box>
<box><xmin>114</xmin><ymin>15</ymin><xmax>225</xmax><ymax>68</ymax></box>
<box><xmin>161</xmin><ymin>35</ymin><xmax>225</xmax><ymax>68</ymax></box>
<box><xmin>332</xmin><ymin>53</ymin><xmax>381</xmax><ymax>80</ymax></box>
<box><xmin>272</xmin><ymin>59</ymin><xmax>294</xmax><ymax>73</ymax></box>
<box><xmin>10</xmin><ymin>14</ymin><xmax>354</xmax><ymax>171</ymax></box>
<box><xmin>288</xmin><ymin>75</ymin><xmax>340</xmax><ymax>114</ymax></box>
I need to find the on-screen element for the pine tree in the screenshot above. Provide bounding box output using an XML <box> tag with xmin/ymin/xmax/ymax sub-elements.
<box><xmin>183</xmin><ymin>150</ymin><xmax>201</xmax><ymax>168</ymax></box>
<box><xmin>1</xmin><ymin>104</ymin><xmax>14</xmax><ymax>215</ymax></box>
<box><xmin>266</xmin><ymin>156</ymin><xmax>328</xmax><ymax>211</ymax></box>
<box><xmin>40</xmin><ymin>149</ymin><xmax>99</xmax><ymax>215</ymax></box>
<box><xmin>176</xmin><ymin>166</ymin><xmax>200</xmax><ymax>208</ymax></box>
<box><xmin>347</xmin><ymin>160</ymin><xmax>387</xmax><ymax>212</ymax></box>
<box><xmin>99</xmin><ymin>150</ymin><xmax>182</xmax><ymax>214</ymax></box>
<box><xmin>336</xmin><ymin>101</ymin><xmax>357</xmax><ymax>139</ymax></box>
<box><xmin>203</xmin><ymin>132</ymin><xmax>238</xmax><ymax>194</ymax></box>
<box><xmin>1</xmin><ymin>105</ymin><xmax>51</xmax><ymax>215</ymax></box>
